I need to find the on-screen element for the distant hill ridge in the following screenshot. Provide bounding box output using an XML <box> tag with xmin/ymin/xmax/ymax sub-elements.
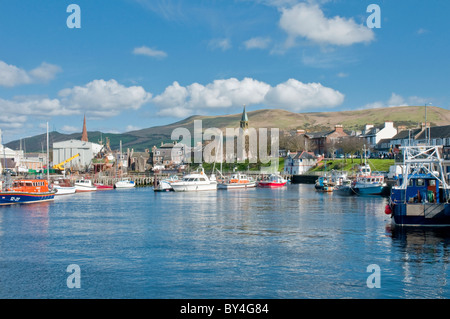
<box><xmin>5</xmin><ymin>105</ymin><xmax>450</xmax><ymax>152</ymax></box>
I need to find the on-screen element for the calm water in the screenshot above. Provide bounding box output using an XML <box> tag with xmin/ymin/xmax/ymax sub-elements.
<box><xmin>1</xmin><ymin>184</ymin><xmax>450</xmax><ymax>299</ymax></box>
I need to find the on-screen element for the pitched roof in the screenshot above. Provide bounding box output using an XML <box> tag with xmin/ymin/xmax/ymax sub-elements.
<box><xmin>391</xmin><ymin>128</ymin><xmax>422</xmax><ymax>140</ymax></box>
<box><xmin>293</xmin><ymin>151</ymin><xmax>317</xmax><ymax>160</ymax></box>
<box><xmin>415</xmin><ymin>124</ymin><xmax>450</xmax><ymax>140</ymax></box>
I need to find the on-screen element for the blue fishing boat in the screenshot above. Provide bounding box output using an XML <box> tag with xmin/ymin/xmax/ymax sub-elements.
<box><xmin>386</xmin><ymin>145</ymin><xmax>450</xmax><ymax>226</ymax></box>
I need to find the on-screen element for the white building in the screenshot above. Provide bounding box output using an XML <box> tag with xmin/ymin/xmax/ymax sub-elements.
<box><xmin>53</xmin><ymin>140</ymin><xmax>102</xmax><ymax>170</ymax></box>
<box><xmin>284</xmin><ymin>151</ymin><xmax>319</xmax><ymax>175</ymax></box>
<box><xmin>0</xmin><ymin>129</ymin><xmax>25</xmax><ymax>171</ymax></box>
<box><xmin>361</xmin><ymin>122</ymin><xmax>398</xmax><ymax>148</ymax></box>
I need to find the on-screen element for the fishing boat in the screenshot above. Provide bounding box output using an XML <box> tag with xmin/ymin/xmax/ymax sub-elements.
<box><xmin>386</xmin><ymin>145</ymin><xmax>450</xmax><ymax>226</ymax></box>
<box><xmin>315</xmin><ymin>170</ymin><xmax>349</xmax><ymax>193</ymax></box>
<box><xmin>350</xmin><ymin>164</ymin><xmax>387</xmax><ymax>196</ymax></box>
<box><xmin>333</xmin><ymin>179</ymin><xmax>354</xmax><ymax>196</ymax></box>
<box><xmin>314</xmin><ymin>176</ymin><xmax>334</xmax><ymax>192</ymax></box>
<box><xmin>114</xmin><ymin>178</ymin><xmax>135</xmax><ymax>189</ymax></box>
<box><xmin>218</xmin><ymin>173</ymin><xmax>256</xmax><ymax>189</ymax></box>
<box><xmin>74</xmin><ymin>178</ymin><xmax>97</xmax><ymax>192</ymax></box>
<box><xmin>153</xmin><ymin>175</ymin><xmax>179</xmax><ymax>192</ymax></box>
<box><xmin>171</xmin><ymin>167</ymin><xmax>217</xmax><ymax>192</ymax></box>
<box><xmin>52</xmin><ymin>179</ymin><xmax>76</xmax><ymax>195</ymax></box>
<box><xmin>0</xmin><ymin>178</ymin><xmax>55</xmax><ymax>205</ymax></box>
<box><xmin>258</xmin><ymin>174</ymin><xmax>287</xmax><ymax>188</ymax></box>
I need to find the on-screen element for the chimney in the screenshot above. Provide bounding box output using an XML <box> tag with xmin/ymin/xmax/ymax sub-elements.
<box><xmin>384</xmin><ymin>121</ymin><xmax>394</xmax><ymax>128</ymax></box>
<box><xmin>421</xmin><ymin>122</ymin><xmax>431</xmax><ymax>130</ymax></box>
<box><xmin>334</xmin><ymin>124</ymin><xmax>344</xmax><ymax>133</ymax></box>
<box><xmin>364</xmin><ymin>124</ymin><xmax>374</xmax><ymax>133</ymax></box>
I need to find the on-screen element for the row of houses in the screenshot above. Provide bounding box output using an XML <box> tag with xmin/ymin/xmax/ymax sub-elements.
<box><xmin>282</xmin><ymin>122</ymin><xmax>450</xmax><ymax>175</ymax></box>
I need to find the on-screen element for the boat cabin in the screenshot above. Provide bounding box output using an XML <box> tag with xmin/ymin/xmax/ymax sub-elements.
<box><xmin>10</xmin><ymin>179</ymin><xmax>50</xmax><ymax>192</ymax></box>
<box><xmin>392</xmin><ymin>173</ymin><xmax>449</xmax><ymax>204</ymax></box>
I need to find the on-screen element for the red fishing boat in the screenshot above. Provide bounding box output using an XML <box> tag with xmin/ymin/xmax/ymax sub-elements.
<box><xmin>258</xmin><ymin>174</ymin><xmax>287</xmax><ymax>188</ymax></box>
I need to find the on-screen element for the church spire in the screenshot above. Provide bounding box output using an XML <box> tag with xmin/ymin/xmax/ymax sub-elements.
<box><xmin>81</xmin><ymin>115</ymin><xmax>88</xmax><ymax>142</ymax></box>
<box><xmin>240</xmin><ymin>104</ymin><xmax>249</xmax><ymax>130</ymax></box>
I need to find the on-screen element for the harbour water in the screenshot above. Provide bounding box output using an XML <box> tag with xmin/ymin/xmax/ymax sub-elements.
<box><xmin>1</xmin><ymin>184</ymin><xmax>450</xmax><ymax>299</ymax></box>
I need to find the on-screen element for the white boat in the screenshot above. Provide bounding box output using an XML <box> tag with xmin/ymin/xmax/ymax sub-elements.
<box><xmin>154</xmin><ymin>175</ymin><xmax>179</xmax><ymax>192</ymax></box>
<box><xmin>218</xmin><ymin>173</ymin><xmax>256</xmax><ymax>189</ymax></box>
<box><xmin>52</xmin><ymin>179</ymin><xmax>76</xmax><ymax>195</ymax></box>
<box><xmin>74</xmin><ymin>178</ymin><xmax>97</xmax><ymax>192</ymax></box>
<box><xmin>171</xmin><ymin>167</ymin><xmax>217</xmax><ymax>192</ymax></box>
<box><xmin>115</xmin><ymin>178</ymin><xmax>135</xmax><ymax>189</ymax></box>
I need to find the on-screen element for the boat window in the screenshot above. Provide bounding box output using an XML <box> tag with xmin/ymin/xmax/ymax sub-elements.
<box><xmin>416</xmin><ymin>179</ymin><xmax>424</xmax><ymax>186</ymax></box>
<box><xmin>429</xmin><ymin>180</ymin><xmax>436</xmax><ymax>186</ymax></box>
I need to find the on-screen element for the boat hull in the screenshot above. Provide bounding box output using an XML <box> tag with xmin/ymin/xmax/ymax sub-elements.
<box><xmin>333</xmin><ymin>185</ymin><xmax>354</xmax><ymax>196</ymax></box>
<box><xmin>352</xmin><ymin>185</ymin><xmax>385</xmax><ymax>196</ymax></box>
<box><xmin>154</xmin><ymin>181</ymin><xmax>174</xmax><ymax>192</ymax></box>
<box><xmin>75</xmin><ymin>185</ymin><xmax>97</xmax><ymax>192</ymax></box>
<box><xmin>218</xmin><ymin>182</ymin><xmax>256</xmax><ymax>189</ymax></box>
<box><xmin>54</xmin><ymin>186</ymin><xmax>76</xmax><ymax>195</ymax></box>
<box><xmin>258</xmin><ymin>182</ymin><xmax>286</xmax><ymax>188</ymax></box>
<box><xmin>0</xmin><ymin>191</ymin><xmax>55</xmax><ymax>205</ymax></box>
<box><xmin>171</xmin><ymin>183</ymin><xmax>217</xmax><ymax>192</ymax></box>
<box><xmin>114</xmin><ymin>181</ymin><xmax>135</xmax><ymax>188</ymax></box>
<box><xmin>392</xmin><ymin>202</ymin><xmax>450</xmax><ymax>226</ymax></box>
<box><xmin>315</xmin><ymin>185</ymin><xmax>334</xmax><ymax>192</ymax></box>
<box><xmin>94</xmin><ymin>184</ymin><xmax>114</xmax><ymax>190</ymax></box>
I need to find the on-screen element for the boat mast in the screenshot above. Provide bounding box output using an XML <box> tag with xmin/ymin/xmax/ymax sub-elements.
<box><xmin>47</xmin><ymin>122</ymin><xmax>50</xmax><ymax>183</ymax></box>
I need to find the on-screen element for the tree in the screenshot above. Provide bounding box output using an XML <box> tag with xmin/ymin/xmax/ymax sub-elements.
<box><xmin>279</xmin><ymin>131</ymin><xmax>308</xmax><ymax>152</ymax></box>
<box><xmin>337</xmin><ymin>136</ymin><xmax>365</xmax><ymax>163</ymax></box>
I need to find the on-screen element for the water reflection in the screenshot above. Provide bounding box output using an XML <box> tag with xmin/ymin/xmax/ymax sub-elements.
<box><xmin>389</xmin><ymin>225</ymin><xmax>450</xmax><ymax>298</ymax></box>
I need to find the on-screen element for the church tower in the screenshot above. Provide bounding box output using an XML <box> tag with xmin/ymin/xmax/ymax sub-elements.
<box><xmin>81</xmin><ymin>115</ymin><xmax>88</xmax><ymax>142</ymax></box>
<box><xmin>240</xmin><ymin>105</ymin><xmax>249</xmax><ymax>132</ymax></box>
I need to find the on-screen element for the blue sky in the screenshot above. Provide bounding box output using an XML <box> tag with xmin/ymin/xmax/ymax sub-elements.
<box><xmin>0</xmin><ymin>0</ymin><xmax>449</xmax><ymax>142</ymax></box>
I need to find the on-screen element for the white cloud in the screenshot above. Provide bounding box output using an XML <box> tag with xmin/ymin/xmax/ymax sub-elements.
<box><xmin>29</xmin><ymin>62</ymin><xmax>62</xmax><ymax>82</ymax></box>
<box><xmin>208</xmin><ymin>38</ymin><xmax>232</xmax><ymax>51</ymax></box>
<box><xmin>265</xmin><ymin>79</ymin><xmax>344</xmax><ymax>111</ymax></box>
<box><xmin>125</xmin><ymin>125</ymin><xmax>142</xmax><ymax>132</ymax></box>
<box><xmin>244</xmin><ymin>37</ymin><xmax>272</xmax><ymax>50</ymax></box>
<box><xmin>133</xmin><ymin>46</ymin><xmax>168</xmax><ymax>58</ymax></box>
<box><xmin>0</xmin><ymin>96</ymin><xmax>72</xmax><ymax>117</ymax></box>
<box><xmin>337</xmin><ymin>72</ymin><xmax>349</xmax><ymax>78</ymax></box>
<box><xmin>152</xmin><ymin>77</ymin><xmax>344</xmax><ymax>117</ymax></box>
<box><xmin>59</xmin><ymin>79</ymin><xmax>152</xmax><ymax>117</ymax></box>
<box><xmin>0</xmin><ymin>60</ymin><xmax>61</xmax><ymax>87</ymax></box>
<box><xmin>61</xmin><ymin>125</ymin><xmax>79</xmax><ymax>133</ymax></box>
<box><xmin>362</xmin><ymin>93</ymin><xmax>429</xmax><ymax>109</ymax></box>
<box><xmin>279</xmin><ymin>3</ymin><xmax>374</xmax><ymax>46</ymax></box>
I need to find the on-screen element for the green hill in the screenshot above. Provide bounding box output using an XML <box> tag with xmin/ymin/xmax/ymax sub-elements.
<box><xmin>5</xmin><ymin>105</ymin><xmax>450</xmax><ymax>152</ymax></box>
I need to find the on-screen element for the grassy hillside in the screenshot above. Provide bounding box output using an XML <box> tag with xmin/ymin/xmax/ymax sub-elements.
<box><xmin>5</xmin><ymin>105</ymin><xmax>450</xmax><ymax>153</ymax></box>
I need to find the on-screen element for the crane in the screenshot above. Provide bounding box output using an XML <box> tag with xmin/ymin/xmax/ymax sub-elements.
<box><xmin>53</xmin><ymin>153</ymin><xmax>80</xmax><ymax>171</ymax></box>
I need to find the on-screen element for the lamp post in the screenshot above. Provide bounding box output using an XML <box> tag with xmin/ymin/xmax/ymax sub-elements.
<box><xmin>425</xmin><ymin>103</ymin><xmax>432</xmax><ymax>144</ymax></box>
